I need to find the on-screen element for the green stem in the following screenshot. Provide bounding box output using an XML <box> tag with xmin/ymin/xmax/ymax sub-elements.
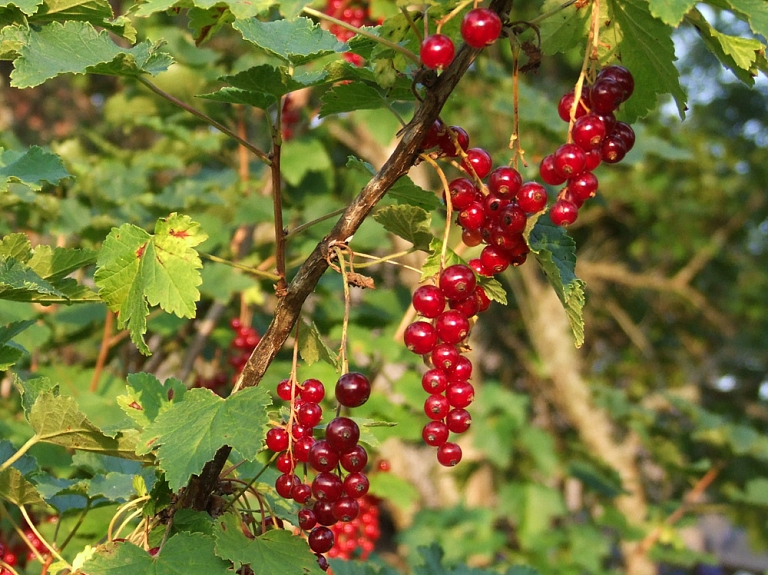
<box><xmin>0</xmin><ymin>435</ymin><xmax>39</xmax><ymax>474</ymax></box>
<box><xmin>353</xmin><ymin>248</ymin><xmax>417</xmax><ymax>268</ymax></box>
<box><xmin>136</xmin><ymin>76</ymin><xmax>272</xmax><ymax>166</ymax></box>
<box><xmin>221</xmin><ymin>453</ymin><xmax>278</xmax><ymax>515</ymax></box>
<box><xmin>199</xmin><ymin>253</ymin><xmax>281</xmax><ymax>281</ymax></box>
<box><xmin>285</xmin><ymin>208</ymin><xmax>347</xmax><ymax>239</ymax></box>
<box><xmin>58</xmin><ymin>499</ymin><xmax>91</xmax><ymax>551</ymax></box>
<box><xmin>525</xmin><ymin>0</ymin><xmax>578</xmax><ymax>27</ymax></box>
<box><xmin>401</xmin><ymin>8</ymin><xmax>423</xmax><ymax>43</ymax></box>
<box><xmin>303</xmin><ymin>7</ymin><xmax>420</xmax><ymax>65</ymax></box>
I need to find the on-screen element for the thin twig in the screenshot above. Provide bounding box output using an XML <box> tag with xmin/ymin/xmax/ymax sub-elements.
<box><xmin>199</xmin><ymin>252</ymin><xmax>281</xmax><ymax>281</ymax></box>
<box><xmin>526</xmin><ymin>0</ymin><xmax>579</xmax><ymax>27</ymax></box>
<box><xmin>271</xmin><ymin>104</ymin><xmax>288</xmax><ymax>294</ymax></box>
<box><xmin>90</xmin><ymin>309</ymin><xmax>114</xmax><ymax>392</ymax></box>
<box><xmin>285</xmin><ymin>208</ymin><xmax>347</xmax><ymax>239</ymax></box>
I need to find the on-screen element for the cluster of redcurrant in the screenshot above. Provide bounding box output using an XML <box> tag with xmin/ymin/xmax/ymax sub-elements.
<box><xmin>420</xmin><ymin>7</ymin><xmax>502</xmax><ymax>71</ymax></box>
<box><xmin>266</xmin><ymin>372</ymin><xmax>373</xmax><ymax>569</ymax></box>
<box><xmin>0</xmin><ymin>539</ymin><xmax>18</xmax><ymax>575</ymax></box>
<box><xmin>403</xmin><ymin>264</ymin><xmax>491</xmax><ymax>467</ymax></box>
<box><xmin>323</xmin><ymin>0</ymin><xmax>378</xmax><ymax>66</ymax></box>
<box><xmin>543</xmin><ymin>65</ymin><xmax>636</xmax><ymax>226</ymax></box>
<box><xmin>194</xmin><ymin>319</ymin><xmax>260</xmax><ymax>391</ymax></box>
<box><xmin>327</xmin><ymin>493</ymin><xmax>381</xmax><ymax>560</ymax></box>
<box><xmin>0</xmin><ymin>523</ymin><xmax>51</xmax><ymax>575</ymax></box>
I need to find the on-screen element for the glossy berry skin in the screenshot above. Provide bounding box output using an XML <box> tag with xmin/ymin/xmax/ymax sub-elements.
<box><xmin>468</xmin><ymin>257</ymin><xmax>491</xmax><ymax>277</ymax></box>
<box><xmin>293</xmin><ymin>436</ymin><xmax>315</xmax><ymax>462</ymax></box>
<box><xmin>597</xmin><ymin>64</ymin><xmax>634</xmax><ymax>101</ymax></box>
<box><xmin>422</xmin><ymin>421</ymin><xmax>450</xmax><ymax>446</ymax></box>
<box><xmin>447</xmin><ymin>177</ymin><xmax>478</xmax><ymax>210</ymax></box>
<box><xmin>449</xmin><ymin>356</ymin><xmax>473</xmax><ymax>380</ymax></box>
<box><xmin>553</xmin><ymin>143</ymin><xmax>587</xmax><ymax>178</ymax></box>
<box><xmin>292</xmin><ymin>482</ymin><xmax>313</xmax><ymax>504</ymax></box>
<box><xmin>298</xmin><ymin>509</ymin><xmax>317</xmax><ymax>531</ymax></box>
<box><xmin>421</xmin><ymin>120</ymin><xmax>444</xmax><ymax>150</ymax></box>
<box><xmin>558</xmin><ymin>90</ymin><xmax>588</xmax><ymax>122</ymax></box>
<box><xmin>568</xmin><ymin>172</ymin><xmax>599</xmax><ymax>202</ymax></box>
<box><xmin>276</xmin><ymin>451</ymin><xmax>294</xmax><ymax>473</ymax></box>
<box><xmin>517</xmin><ymin>182</ymin><xmax>548</xmax><ymax>213</ymax></box>
<box><xmin>301</xmin><ymin>378</ymin><xmax>326</xmax><ymax>403</ymax></box>
<box><xmin>332</xmin><ymin>496</ymin><xmax>361</xmax><ymax>522</ymax></box>
<box><xmin>612</xmin><ymin>121</ymin><xmax>635</xmax><ymax>151</ymax></box>
<box><xmin>437</xmin><ymin>442</ymin><xmax>463</xmax><ymax>466</ymax></box>
<box><xmin>601</xmin><ymin>136</ymin><xmax>627</xmax><ymax>163</ymax></box>
<box><xmin>309</xmin><ymin>526</ymin><xmax>335</xmax><ymax>553</ymax></box>
<box><xmin>438</xmin><ymin>125</ymin><xmax>469</xmax><ymax>157</ymax></box>
<box><xmin>344</xmin><ymin>472</ymin><xmax>370</xmax><ymax>498</ymax></box>
<box><xmin>309</xmin><ymin>440</ymin><xmax>340</xmax><ymax>472</ymax></box>
<box><xmin>276</xmin><ymin>473</ymin><xmax>299</xmax><ymax>498</ymax></box>
<box><xmin>325</xmin><ymin>417</ymin><xmax>360</xmax><ymax>453</ymax></box>
<box><xmin>540</xmin><ymin>154</ymin><xmax>566</xmax><ymax>186</ymax></box>
<box><xmin>476</xmin><ymin>287</ymin><xmax>491</xmax><ymax>312</ymax></box>
<box><xmin>404</xmin><ymin>321</ymin><xmax>438</xmax><ymax>354</ymax></box>
<box><xmin>590</xmin><ymin>78</ymin><xmax>624</xmax><ymax>113</ymax></box>
<box><xmin>480</xmin><ymin>244</ymin><xmax>511</xmax><ymax>274</ymax></box>
<box><xmin>439</xmin><ymin>264</ymin><xmax>477</xmax><ymax>302</ymax></box>
<box><xmin>461</xmin><ymin>8</ymin><xmax>502</xmax><ymax>48</ymax></box>
<box><xmin>431</xmin><ymin>342</ymin><xmax>460</xmax><ymax>371</ymax></box>
<box><xmin>312</xmin><ymin>472</ymin><xmax>344</xmax><ymax>501</ymax></box>
<box><xmin>420</xmin><ymin>34</ymin><xmax>455</xmax><ymax>70</ymax></box>
<box><xmin>340</xmin><ymin>444</ymin><xmax>368</xmax><ymax>472</ymax></box>
<box><xmin>446</xmin><ymin>380</ymin><xmax>475</xmax><ymax>408</ymax></box>
<box><xmin>313</xmin><ymin>500</ymin><xmax>338</xmax><ymax>526</ymax></box>
<box><xmin>412</xmin><ymin>285</ymin><xmax>446</xmax><ymax>318</ymax></box>
<box><xmin>550</xmin><ymin>199</ymin><xmax>579</xmax><ymax>226</ymax></box>
<box><xmin>276</xmin><ymin>379</ymin><xmax>293</xmax><ymax>401</ymax></box>
<box><xmin>435</xmin><ymin>310</ymin><xmax>470</xmax><ymax>344</ymax></box>
<box><xmin>462</xmin><ymin>227</ymin><xmax>484</xmax><ymax>247</ymax></box>
<box><xmin>266</xmin><ymin>427</ymin><xmax>289</xmax><ymax>452</ymax></box>
<box><xmin>572</xmin><ymin>114</ymin><xmax>607</xmax><ymax>150</ymax></box>
<box><xmin>450</xmin><ymin>293</ymin><xmax>480</xmax><ymax>318</ymax></box>
<box><xmin>488</xmin><ymin>166</ymin><xmax>522</xmax><ymax>199</ymax></box>
<box><xmin>335</xmin><ymin>372</ymin><xmax>371</xmax><ymax>407</ymax></box>
<box><xmin>457</xmin><ymin>202</ymin><xmax>486</xmax><ymax>230</ymax></box>
<box><xmin>500</xmin><ymin>203</ymin><xmax>526</xmax><ymax>234</ymax></box>
<box><xmin>424</xmin><ymin>393</ymin><xmax>450</xmax><ymax>420</ymax></box>
<box><xmin>298</xmin><ymin>402</ymin><xmax>323</xmax><ymax>427</ymax></box>
<box><xmin>462</xmin><ymin>148</ymin><xmax>492</xmax><ymax>179</ymax></box>
<box><xmin>422</xmin><ymin>368</ymin><xmax>449</xmax><ymax>393</ymax></box>
<box><xmin>584</xmin><ymin>149</ymin><xmax>602</xmax><ymax>171</ymax></box>
<box><xmin>446</xmin><ymin>408</ymin><xmax>472</xmax><ymax>433</ymax></box>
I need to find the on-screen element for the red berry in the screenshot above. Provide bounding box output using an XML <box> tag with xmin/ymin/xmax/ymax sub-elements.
<box><xmin>313</xmin><ymin>500</ymin><xmax>338</xmax><ymax>526</ymax></box>
<box><xmin>412</xmin><ymin>285</ymin><xmax>446</xmax><ymax>318</ymax></box>
<box><xmin>517</xmin><ymin>182</ymin><xmax>548</xmax><ymax>213</ymax></box>
<box><xmin>449</xmin><ymin>292</ymin><xmax>480</xmax><ymax>318</ymax></box>
<box><xmin>462</xmin><ymin>227</ymin><xmax>484</xmax><ymax>247</ymax></box>
<box><xmin>298</xmin><ymin>509</ymin><xmax>317</xmax><ymax>531</ymax></box>
<box><xmin>276</xmin><ymin>473</ymin><xmax>299</xmax><ymax>498</ymax></box>
<box><xmin>457</xmin><ymin>201</ymin><xmax>486</xmax><ymax>230</ymax></box>
<box><xmin>437</xmin><ymin>442</ymin><xmax>462</xmax><ymax>466</ymax></box>
<box><xmin>461</xmin><ymin>148</ymin><xmax>492</xmax><ymax>179</ymax></box>
<box><xmin>340</xmin><ymin>444</ymin><xmax>368</xmax><ymax>472</ymax></box>
<box><xmin>446</xmin><ymin>380</ymin><xmax>475</xmax><ymax>408</ymax></box>
<box><xmin>404</xmin><ymin>321</ymin><xmax>438</xmax><ymax>354</ymax></box>
<box><xmin>488</xmin><ymin>166</ymin><xmax>522</xmax><ymax>199</ymax></box>
<box><xmin>435</xmin><ymin>310</ymin><xmax>470</xmax><ymax>344</ymax></box>
<box><xmin>309</xmin><ymin>440</ymin><xmax>340</xmax><ymax>472</ymax></box>
<box><xmin>301</xmin><ymin>379</ymin><xmax>326</xmax><ymax>403</ymax></box>
<box><xmin>460</xmin><ymin>8</ymin><xmax>502</xmax><ymax>48</ymax></box>
<box><xmin>266</xmin><ymin>427</ymin><xmax>289</xmax><ymax>452</ymax></box>
<box><xmin>439</xmin><ymin>264</ymin><xmax>477</xmax><ymax>301</ymax></box>
<box><xmin>475</xmin><ymin>287</ymin><xmax>491</xmax><ymax>312</ymax></box>
<box><xmin>309</xmin><ymin>526</ymin><xmax>335</xmax><ymax>553</ymax></box>
<box><xmin>449</xmin><ymin>355</ymin><xmax>473</xmax><ymax>380</ymax></box>
<box><xmin>344</xmin><ymin>472</ymin><xmax>370</xmax><ymax>498</ymax></box>
<box><xmin>438</xmin><ymin>125</ymin><xmax>469</xmax><ymax>157</ymax></box>
<box><xmin>539</xmin><ymin>154</ymin><xmax>566</xmax><ymax>186</ymax></box>
<box><xmin>480</xmin><ymin>244</ymin><xmax>511</xmax><ymax>274</ymax></box>
<box><xmin>431</xmin><ymin>342</ymin><xmax>460</xmax><ymax>371</ymax></box>
<box><xmin>292</xmin><ymin>482</ymin><xmax>313</xmax><ymax>504</ymax></box>
<box><xmin>568</xmin><ymin>172</ymin><xmax>598</xmax><ymax>202</ymax></box>
<box><xmin>499</xmin><ymin>203</ymin><xmax>526</xmax><ymax>234</ymax></box>
<box><xmin>298</xmin><ymin>402</ymin><xmax>323</xmax><ymax>427</ymax></box>
<box><xmin>276</xmin><ymin>451</ymin><xmax>294</xmax><ymax>473</ymax></box>
<box><xmin>335</xmin><ymin>372</ymin><xmax>371</xmax><ymax>407</ymax></box>
<box><xmin>420</xmin><ymin>34</ymin><xmax>455</xmax><ymax>70</ymax></box>
<box><xmin>276</xmin><ymin>379</ymin><xmax>293</xmax><ymax>401</ymax></box>
<box><xmin>293</xmin><ymin>436</ymin><xmax>315</xmax><ymax>462</ymax></box>
<box><xmin>447</xmin><ymin>177</ymin><xmax>479</xmax><ymax>210</ymax></box>
<box><xmin>557</xmin><ymin>90</ymin><xmax>588</xmax><ymax>122</ymax></box>
<box><xmin>468</xmin><ymin>257</ymin><xmax>491</xmax><ymax>277</ymax></box>
<box><xmin>446</xmin><ymin>408</ymin><xmax>472</xmax><ymax>433</ymax></box>
<box><xmin>312</xmin><ymin>472</ymin><xmax>344</xmax><ymax>501</ymax></box>
<box><xmin>422</xmin><ymin>120</ymin><xmax>444</xmax><ymax>150</ymax></box>
<box><xmin>553</xmin><ymin>143</ymin><xmax>586</xmax><ymax>178</ymax></box>
<box><xmin>601</xmin><ymin>136</ymin><xmax>627</xmax><ymax>163</ymax></box>
<box><xmin>422</xmin><ymin>421</ymin><xmax>449</xmax><ymax>446</ymax></box>
<box><xmin>572</xmin><ymin>113</ymin><xmax>607</xmax><ymax>150</ymax></box>
<box><xmin>584</xmin><ymin>148</ymin><xmax>602</xmax><ymax>171</ymax></box>
<box><xmin>550</xmin><ymin>199</ymin><xmax>579</xmax><ymax>226</ymax></box>
<box><xmin>597</xmin><ymin>65</ymin><xmax>634</xmax><ymax>101</ymax></box>
<box><xmin>590</xmin><ymin>77</ymin><xmax>624</xmax><ymax>113</ymax></box>
<box><xmin>424</xmin><ymin>394</ymin><xmax>450</xmax><ymax>420</ymax></box>
<box><xmin>325</xmin><ymin>417</ymin><xmax>360</xmax><ymax>453</ymax></box>
<box><xmin>332</xmin><ymin>497</ymin><xmax>360</xmax><ymax>522</ymax></box>
<box><xmin>484</xmin><ymin>194</ymin><xmax>509</xmax><ymax>220</ymax></box>
<box><xmin>612</xmin><ymin>121</ymin><xmax>635</xmax><ymax>151</ymax></box>
<box><xmin>422</xmin><ymin>368</ymin><xmax>449</xmax><ymax>393</ymax></box>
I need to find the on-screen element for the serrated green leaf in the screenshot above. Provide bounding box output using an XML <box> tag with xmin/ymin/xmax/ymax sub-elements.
<box><xmin>26</xmin><ymin>245</ymin><xmax>97</xmax><ymax>281</ymax></box>
<box><xmin>688</xmin><ymin>8</ymin><xmax>763</xmax><ymax>84</ymax></box>
<box><xmin>0</xmin><ymin>24</ymin><xmax>28</xmax><ymax>60</ymax></box>
<box><xmin>0</xmin><ymin>233</ymin><xmax>31</xmax><ymax>260</ymax></box>
<box><xmin>0</xmin><ymin>145</ymin><xmax>70</xmax><ymax>192</ymax></box>
<box><xmin>10</xmin><ymin>21</ymin><xmax>172</xmax><ymax>88</ymax></box>
<box><xmin>647</xmin><ymin>0</ymin><xmax>696</xmax><ymax>26</ymax></box>
<box><xmin>94</xmin><ymin>214</ymin><xmax>208</xmax><ymax>355</ymax></box>
<box><xmin>281</xmin><ymin>138</ymin><xmax>333</xmax><ymax>187</ymax></box>
<box><xmin>132</xmin><ymin>0</ymin><xmax>177</xmax><ymax>17</ymax></box>
<box><xmin>0</xmin><ymin>467</ymin><xmax>45</xmax><ymax>505</ymax></box>
<box><xmin>13</xmin><ymin>374</ymin><xmax>58</xmax><ymax>417</ymax></box>
<box><xmin>319</xmin><ymin>82</ymin><xmax>388</xmax><ymax>117</ymax></box>
<box><xmin>0</xmin><ymin>319</ymin><xmax>34</xmax><ymax>345</ymax></box>
<box><xmin>419</xmin><ymin>238</ymin><xmax>465</xmax><ymax>282</ymax></box>
<box><xmin>298</xmin><ymin>318</ymin><xmax>340</xmax><ymax>369</ymax></box>
<box><xmin>0</xmin><ymin>344</ymin><xmax>24</xmax><ymax>370</ymax></box>
<box><xmin>373</xmin><ymin>205</ymin><xmax>433</xmax><ymax>250</ymax></box>
<box><xmin>726</xmin><ymin>0</ymin><xmax>768</xmax><ymax>38</ymax></box>
<box><xmin>527</xmin><ymin>215</ymin><xmax>585</xmax><ymax>347</ymax></box>
<box><xmin>117</xmin><ymin>372</ymin><xmax>187</xmax><ymax>429</ymax></box>
<box><xmin>194</xmin><ymin>0</ymin><xmax>274</xmax><ymax>19</ymax></box>
<box><xmin>0</xmin><ymin>319</ymin><xmax>33</xmax><ymax>369</ymax></box>
<box><xmin>609</xmin><ymin>0</ymin><xmax>687</xmax><ymax>120</ymax></box>
<box><xmin>213</xmin><ymin>513</ymin><xmax>325</xmax><ymax>575</ymax></box>
<box><xmin>0</xmin><ymin>258</ymin><xmax>66</xmax><ymax>300</ymax></box>
<box><xmin>233</xmin><ymin>17</ymin><xmax>344</xmax><ymax>65</ymax></box>
<box><xmin>539</xmin><ymin>0</ymin><xmax>590</xmax><ymax>55</ymax></box>
<box><xmin>28</xmin><ymin>392</ymin><xmax>148</xmax><ymax>459</ymax></box>
<box><xmin>0</xmin><ymin>439</ymin><xmax>39</xmax><ymax>476</ymax></box>
<box><xmin>477</xmin><ymin>275</ymin><xmax>507</xmax><ymax>305</ymax></box>
<box><xmin>85</xmin><ymin>533</ymin><xmax>231</xmax><ymax>575</ymax></box>
<box><xmin>0</xmin><ymin>0</ymin><xmax>41</xmax><ymax>15</ymax></box>
<box><xmin>199</xmin><ymin>88</ymin><xmax>278</xmax><ymax>109</ymax></box>
<box><xmin>388</xmin><ymin>176</ymin><xmax>442</xmax><ymax>210</ymax></box>
<box><xmin>138</xmin><ymin>387</ymin><xmax>271</xmax><ymax>491</ymax></box>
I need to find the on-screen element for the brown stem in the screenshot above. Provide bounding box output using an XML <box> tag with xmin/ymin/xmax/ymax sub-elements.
<box><xmin>233</xmin><ymin>0</ymin><xmax>514</xmax><ymax>393</ymax></box>
<box><xmin>271</xmin><ymin>104</ymin><xmax>287</xmax><ymax>294</ymax></box>
<box><xmin>90</xmin><ymin>309</ymin><xmax>114</xmax><ymax>392</ymax></box>
<box><xmin>178</xmin><ymin>446</ymin><xmax>232</xmax><ymax>512</ymax></box>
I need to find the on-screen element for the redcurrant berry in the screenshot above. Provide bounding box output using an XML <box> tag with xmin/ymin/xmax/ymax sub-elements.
<box><xmin>437</xmin><ymin>442</ymin><xmax>462</xmax><ymax>466</ymax></box>
<box><xmin>439</xmin><ymin>264</ymin><xmax>477</xmax><ymax>301</ymax></box>
<box><xmin>420</xmin><ymin>34</ymin><xmax>455</xmax><ymax>70</ymax></box>
<box><xmin>550</xmin><ymin>199</ymin><xmax>579</xmax><ymax>226</ymax></box>
<box><xmin>460</xmin><ymin>8</ymin><xmax>502</xmax><ymax>48</ymax></box>
<box><xmin>335</xmin><ymin>372</ymin><xmax>371</xmax><ymax>408</ymax></box>
<box><xmin>412</xmin><ymin>285</ymin><xmax>446</xmax><ymax>318</ymax></box>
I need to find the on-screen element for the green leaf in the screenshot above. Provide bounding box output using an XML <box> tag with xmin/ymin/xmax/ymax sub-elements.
<box><xmin>539</xmin><ymin>0</ymin><xmax>590</xmax><ymax>55</ymax></box>
<box><xmin>132</xmin><ymin>0</ymin><xmax>177</xmax><ymax>17</ymax></box>
<box><xmin>647</xmin><ymin>0</ymin><xmax>696</xmax><ymax>26</ymax></box>
<box><xmin>388</xmin><ymin>175</ymin><xmax>442</xmax><ymax>211</ymax></box>
<box><xmin>85</xmin><ymin>533</ymin><xmax>231</xmax><ymax>575</ymax></box>
<box><xmin>0</xmin><ymin>0</ymin><xmax>42</xmax><ymax>15</ymax></box>
<box><xmin>194</xmin><ymin>0</ymin><xmax>275</xmax><ymax>19</ymax></box>
<box><xmin>368</xmin><ymin>471</ymin><xmax>419</xmax><ymax>511</ymax></box>
<box><xmin>0</xmin><ymin>319</ymin><xmax>33</xmax><ymax>369</ymax></box>
<box><xmin>609</xmin><ymin>0</ymin><xmax>687</xmax><ymax>120</ymax></box>
<box><xmin>213</xmin><ymin>513</ymin><xmax>325</xmax><ymax>575</ymax></box>
<box><xmin>233</xmin><ymin>17</ymin><xmax>344</xmax><ymax>65</ymax></box>
<box><xmin>138</xmin><ymin>386</ymin><xmax>271</xmax><ymax>491</ymax></box>
<box><xmin>0</xmin><ymin>439</ymin><xmax>39</xmax><ymax>476</ymax></box>
<box><xmin>373</xmin><ymin>205</ymin><xmax>433</xmax><ymax>250</ymax></box>
<box><xmin>0</xmin><ymin>145</ymin><xmax>70</xmax><ymax>192</ymax></box>
<box><xmin>568</xmin><ymin>459</ymin><xmax>628</xmax><ymax>497</ymax></box>
<box><xmin>281</xmin><ymin>138</ymin><xmax>333</xmax><ymax>187</ymax></box>
<box><xmin>28</xmin><ymin>391</ymin><xmax>147</xmax><ymax>459</ymax></box>
<box><xmin>26</xmin><ymin>245</ymin><xmax>97</xmax><ymax>281</ymax></box>
<box><xmin>298</xmin><ymin>318</ymin><xmax>340</xmax><ymax>369</ymax></box>
<box><xmin>10</xmin><ymin>21</ymin><xmax>172</xmax><ymax>88</ymax></box>
<box><xmin>0</xmin><ymin>233</ymin><xmax>31</xmax><ymax>260</ymax></box>
<box><xmin>688</xmin><ymin>8</ymin><xmax>763</xmax><ymax>84</ymax></box>
<box><xmin>319</xmin><ymin>82</ymin><xmax>388</xmax><ymax>117</ymax></box>
<box><xmin>419</xmin><ymin>238</ymin><xmax>465</xmax><ymax>281</ymax></box>
<box><xmin>0</xmin><ymin>467</ymin><xmax>44</xmax><ymax>505</ymax></box>
<box><xmin>117</xmin><ymin>372</ymin><xmax>187</xmax><ymax>429</ymax></box>
<box><xmin>94</xmin><ymin>214</ymin><xmax>208</xmax><ymax>355</ymax></box>
<box><xmin>497</xmin><ymin>483</ymin><xmax>565</xmax><ymax>548</ymax></box>
<box><xmin>477</xmin><ymin>275</ymin><xmax>507</xmax><ymax>306</ymax></box>
<box><xmin>0</xmin><ymin>258</ymin><xmax>66</xmax><ymax>300</ymax></box>
<box><xmin>0</xmin><ymin>24</ymin><xmax>28</xmax><ymax>60</ymax></box>
<box><xmin>527</xmin><ymin>215</ymin><xmax>585</xmax><ymax>348</ymax></box>
<box><xmin>726</xmin><ymin>0</ymin><xmax>768</xmax><ymax>38</ymax></box>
